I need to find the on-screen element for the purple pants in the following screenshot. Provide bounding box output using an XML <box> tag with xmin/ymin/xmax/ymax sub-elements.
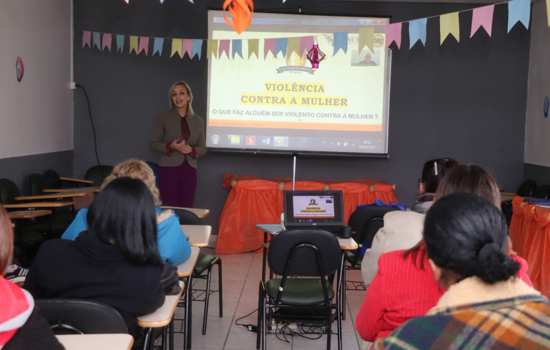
<box><xmin>158</xmin><ymin>162</ymin><xmax>197</xmax><ymax>207</ymax></box>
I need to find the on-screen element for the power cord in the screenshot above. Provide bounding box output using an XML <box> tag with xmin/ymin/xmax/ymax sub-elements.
<box><xmin>234</xmin><ymin>308</ymin><xmax>258</xmax><ymax>332</ymax></box>
<box><xmin>75</xmin><ymin>83</ymin><xmax>101</xmax><ymax>166</ymax></box>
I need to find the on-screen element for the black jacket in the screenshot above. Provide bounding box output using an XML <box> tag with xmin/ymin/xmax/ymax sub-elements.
<box><xmin>24</xmin><ymin>231</ymin><xmax>164</xmax><ymax>331</ymax></box>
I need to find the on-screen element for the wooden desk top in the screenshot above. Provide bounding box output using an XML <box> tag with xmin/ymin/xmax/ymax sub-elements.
<box><xmin>56</xmin><ymin>333</ymin><xmax>133</xmax><ymax>350</ymax></box>
<box><xmin>8</xmin><ymin>209</ymin><xmax>52</xmax><ymax>220</ymax></box>
<box><xmin>137</xmin><ymin>282</ymin><xmax>184</xmax><ymax>328</ymax></box>
<box><xmin>15</xmin><ymin>192</ymin><xmax>87</xmax><ymax>201</ymax></box>
<box><xmin>257</xmin><ymin>224</ymin><xmax>358</xmax><ymax>251</ymax></box>
<box><xmin>43</xmin><ymin>186</ymin><xmax>100</xmax><ymax>193</ymax></box>
<box><xmin>161</xmin><ymin>205</ymin><xmax>210</xmax><ymax>219</ymax></box>
<box><xmin>181</xmin><ymin>225</ymin><xmax>212</xmax><ymax>247</ymax></box>
<box><xmin>59</xmin><ymin>176</ymin><xmax>95</xmax><ymax>185</ymax></box>
<box><xmin>3</xmin><ymin>201</ymin><xmax>73</xmax><ymax>209</ymax></box>
<box><xmin>177</xmin><ymin>246</ymin><xmax>200</xmax><ymax>278</ymax></box>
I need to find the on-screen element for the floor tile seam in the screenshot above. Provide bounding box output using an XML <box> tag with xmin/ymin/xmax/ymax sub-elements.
<box><xmin>222</xmin><ymin>253</ymin><xmax>257</xmax><ymax>350</ymax></box>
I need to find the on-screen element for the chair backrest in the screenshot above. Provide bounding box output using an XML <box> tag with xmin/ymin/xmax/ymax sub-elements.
<box><xmin>173</xmin><ymin>208</ymin><xmax>201</xmax><ymax>225</ymax></box>
<box><xmin>0</xmin><ymin>178</ymin><xmax>20</xmax><ymax>204</ymax></box>
<box><xmin>84</xmin><ymin>165</ymin><xmax>113</xmax><ymax>186</ymax></box>
<box><xmin>348</xmin><ymin>205</ymin><xmax>398</xmax><ymax>250</ymax></box>
<box><xmin>24</xmin><ymin>173</ymin><xmax>45</xmax><ymax>195</ymax></box>
<box><xmin>146</xmin><ymin>161</ymin><xmax>161</xmax><ymax>188</ymax></box>
<box><xmin>42</xmin><ymin>169</ymin><xmax>61</xmax><ymax>189</ymax></box>
<box><xmin>36</xmin><ymin>299</ymin><xmax>128</xmax><ymax>334</ymax></box>
<box><xmin>268</xmin><ymin>230</ymin><xmax>340</xmax><ymax>277</ymax></box>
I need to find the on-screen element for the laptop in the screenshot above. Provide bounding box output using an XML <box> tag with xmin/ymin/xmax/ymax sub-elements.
<box><xmin>283</xmin><ymin>190</ymin><xmax>346</xmax><ymax>236</ymax></box>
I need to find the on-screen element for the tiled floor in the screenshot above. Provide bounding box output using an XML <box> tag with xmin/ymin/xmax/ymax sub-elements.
<box><xmin>173</xmin><ymin>249</ymin><xmax>370</xmax><ymax>350</ymax></box>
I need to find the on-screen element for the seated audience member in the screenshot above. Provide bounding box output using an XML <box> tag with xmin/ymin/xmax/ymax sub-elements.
<box><xmin>0</xmin><ymin>206</ymin><xmax>62</xmax><ymax>350</ymax></box>
<box><xmin>361</xmin><ymin>158</ymin><xmax>457</xmax><ymax>285</ymax></box>
<box><xmin>356</xmin><ymin>164</ymin><xmax>532</xmax><ymax>342</ymax></box>
<box><xmin>381</xmin><ymin>193</ymin><xmax>550</xmax><ymax>350</ymax></box>
<box><xmin>62</xmin><ymin>159</ymin><xmax>191</xmax><ymax>265</ymax></box>
<box><xmin>24</xmin><ymin>177</ymin><xmax>165</xmax><ymax>334</ymax></box>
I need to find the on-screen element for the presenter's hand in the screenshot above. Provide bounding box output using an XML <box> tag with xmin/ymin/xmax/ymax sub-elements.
<box><xmin>173</xmin><ymin>140</ymin><xmax>193</xmax><ymax>155</ymax></box>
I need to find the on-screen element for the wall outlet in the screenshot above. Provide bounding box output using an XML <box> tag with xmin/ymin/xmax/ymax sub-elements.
<box><xmin>68</xmin><ymin>81</ymin><xmax>77</xmax><ymax>90</ymax></box>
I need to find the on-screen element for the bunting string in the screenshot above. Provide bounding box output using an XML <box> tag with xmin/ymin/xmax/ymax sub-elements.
<box><xmin>82</xmin><ymin>0</ymin><xmax>540</xmax><ymax>61</ymax></box>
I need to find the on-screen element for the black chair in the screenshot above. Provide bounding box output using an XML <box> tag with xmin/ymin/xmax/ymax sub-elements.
<box><xmin>172</xmin><ymin>208</ymin><xmax>224</xmax><ymax>335</ymax></box>
<box><xmin>23</xmin><ymin>173</ymin><xmax>45</xmax><ymax>195</ymax></box>
<box><xmin>345</xmin><ymin>205</ymin><xmax>398</xmax><ymax>268</ymax></box>
<box><xmin>36</xmin><ymin>299</ymin><xmax>128</xmax><ymax>334</ymax></box>
<box><xmin>257</xmin><ymin>229</ymin><xmax>342</xmax><ymax>350</ymax></box>
<box><xmin>84</xmin><ymin>165</ymin><xmax>113</xmax><ymax>186</ymax></box>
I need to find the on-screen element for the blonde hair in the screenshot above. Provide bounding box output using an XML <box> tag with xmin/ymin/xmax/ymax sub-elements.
<box><xmin>168</xmin><ymin>81</ymin><xmax>195</xmax><ymax>115</ymax></box>
<box><xmin>101</xmin><ymin>159</ymin><xmax>161</xmax><ymax>206</ymax></box>
<box><xmin>0</xmin><ymin>206</ymin><xmax>14</xmax><ymax>274</ymax></box>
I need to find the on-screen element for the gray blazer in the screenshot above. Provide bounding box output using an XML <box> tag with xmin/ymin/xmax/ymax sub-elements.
<box><xmin>151</xmin><ymin>110</ymin><xmax>206</xmax><ymax>168</ymax></box>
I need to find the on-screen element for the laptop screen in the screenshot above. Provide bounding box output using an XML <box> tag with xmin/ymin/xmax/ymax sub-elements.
<box><xmin>284</xmin><ymin>190</ymin><xmax>344</xmax><ymax>226</ymax></box>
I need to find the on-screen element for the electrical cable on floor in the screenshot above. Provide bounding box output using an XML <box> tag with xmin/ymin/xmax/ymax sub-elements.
<box><xmin>234</xmin><ymin>308</ymin><xmax>258</xmax><ymax>332</ymax></box>
<box><xmin>75</xmin><ymin>83</ymin><xmax>100</xmax><ymax>166</ymax></box>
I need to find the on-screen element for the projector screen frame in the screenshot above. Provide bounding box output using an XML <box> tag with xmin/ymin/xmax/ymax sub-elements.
<box><xmin>205</xmin><ymin>10</ymin><xmax>393</xmax><ymax>158</ymax></box>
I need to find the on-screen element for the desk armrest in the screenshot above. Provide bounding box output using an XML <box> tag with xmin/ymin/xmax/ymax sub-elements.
<box><xmin>59</xmin><ymin>176</ymin><xmax>95</xmax><ymax>185</ymax></box>
<box><xmin>160</xmin><ymin>206</ymin><xmax>210</xmax><ymax>219</ymax></box>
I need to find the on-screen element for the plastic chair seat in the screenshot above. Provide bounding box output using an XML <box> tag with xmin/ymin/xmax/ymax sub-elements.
<box><xmin>193</xmin><ymin>253</ymin><xmax>219</xmax><ymax>276</ymax></box>
<box><xmin>265</xmin><ymin>278</ymin><xmax>334</xmax><ymax>306</ymax></box>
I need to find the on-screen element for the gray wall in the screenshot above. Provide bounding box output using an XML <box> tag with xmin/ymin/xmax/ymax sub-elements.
<box><xmin>0</xmin><ymin>151</ymin><xmax>73</xmax><ymax>191</ymax></box>
<box><xmin>73</xmin><ymin>0</ymin><xmax>530</xmax><ymax>228</ymax></box>
<box><xmin>524</xmin><ymin>0</ymin><xmax>550</xmax><ymax>184</ymax></box>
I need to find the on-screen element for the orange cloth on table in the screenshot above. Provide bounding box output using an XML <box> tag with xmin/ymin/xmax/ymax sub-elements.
<box><xmin>509</xmin><ymin>196</ymin><xmax>526</xmax><ymax>253</ymax></box>
<box><xmin>216</xmin><ymin>179</ymin><xmax>398</xmax><ymax>254</ymax></box>
<box><xmin>216</xmin><ymin>180</ymin><xmax>279</xmax><ymax>254</ymax></box>
<box><xmin>524</xmin><ymin>206</ymin><xmax>550</xmax><ymax>297</ymax></box>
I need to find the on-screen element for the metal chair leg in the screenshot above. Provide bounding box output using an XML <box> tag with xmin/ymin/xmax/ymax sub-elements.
<box><xmin>256</xmin><ymin>283</ymin><xmax>263</xmax><ymax>350</ymax></box>
<box><xmin>217</xmin><ymin>259</ymin><xmax>223</xmax><ymax>318</ymax></box>
<box><xmin>202</xmin><ymin>265</ymin><xmax>213</xmax><ymax>335</ymax></box>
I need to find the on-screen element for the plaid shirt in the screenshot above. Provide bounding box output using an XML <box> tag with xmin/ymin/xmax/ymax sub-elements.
<box><xmin>383</xmin><ymin>295</ymin><xmax>550</xmax><ymax>349</ymax></box>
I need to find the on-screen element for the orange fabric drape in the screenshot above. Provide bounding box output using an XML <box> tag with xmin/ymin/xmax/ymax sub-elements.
<box><xmin>509</xmin><ymin>197</ymin><xmax>550</xmax><ymax>297</ymax></box>
<box><xmin>216</xmin><ymin>179</ymin><xmax>397</xmax><ymax>254</ymax></box>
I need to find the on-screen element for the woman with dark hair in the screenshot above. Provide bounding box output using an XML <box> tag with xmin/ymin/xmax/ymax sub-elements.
<box><xmin>361</xmin><ymin>158</ymin><xmax>457</xmax><ymax>285</ymax></box>
<box><xmin>24</xmin><ymin>177</ymin><xmax>165</xmax><ymax>333</ymax></box>
<box><xmin>0</xmin><ymin>206</ymin><xmax>62</xmax><ymax>349</ymax></box>
<box><xmin>381</xmin><ymin>193</ymin><xmax>550</xmax><ymax>349</ymax></box>
<box><xmin>356</xmin><ymin>164</ymin><xmax>532</xmax><ymax>343</ymax></box>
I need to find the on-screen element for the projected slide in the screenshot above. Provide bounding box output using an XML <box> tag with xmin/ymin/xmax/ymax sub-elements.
<box><xmin>207</xmin><ymin>11</ymin><xmax>391</xmax><ymax>155</ymax></box>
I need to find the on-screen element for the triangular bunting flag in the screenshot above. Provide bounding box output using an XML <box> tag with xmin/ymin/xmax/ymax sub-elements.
<box><xmin>129</xmin><ymin>35</ymin><xmax>139</xmax><ymax>54</ymax></box>
<box><xmin>219</xmin><ymin>40</ymin><xmax>230</xmax><ymax>58</ymax></box>
<box><xmin>171</xmin><ymin>38</ymin><xmax>183</xmax><ymax>58</ymax></box>
<box><xmin>300</xmin><ymin>36</ymin><xmax>314</xmax><ymax>56</ymax></box>
<box><xmin>182</xmin><ymin>39</ymin><xmax>193</xmax><ymax>58</ymax></box>
<box><xmin>116</xmin><ymin>34</ymin><xmax>125</xmax><ymax>53</ymax></box>
<box><xmin>547</xmin><ymin>0</ymin><xmax>550</xmax><ymax>27</ymax></box>
<box><xmin>409</xmin><ymin>18</ymin><xmax>427</xmax><ymax>48</ymax></box>
<box><xmin>82</xmin><ymin>31</ymin><xmax>92</xmax><ymax>48</ymax></box>
<box><xmin>333</xmin><ymin>32</ymin><xmax>348</xmax><ymax>55</ymax></box>
<box><xmin>275</xmin><ymin>38</ymin><xmax>288</xmax><ymax>57</ymax></box>
<box><xmin>138</xmin><ymin>36</ymin><xmax>150</xmax><ymax>55</ymax></box>
<box><xmin>191</xmin><ymin>40</ymin><xmax>203</xmax><ymax>59</ymax></box>
<box><xmin>287</xmin><ymin>37</ymin><xmax>300</xmax><ymax>58</ymax></box>
<box><xmin>232</xmin><ymin>39</ymin><xmax>243</xmax><ymax>58</ymax></box>
<box><xmin>385</xmin><ymin>23</ymin><xmax>402</xmax><ymax>49</ymax></box>
<box><xmin>440</xmin><ymin>12</ymin><xmax>460</xmax><ymax>45</ymax></box>
<box><xmin>508</xmin><ymin>0</ymin><xmax>531</xmax><ymax>32</ymax></box>
<box><xmin>92</xmin><ymin>32</ymin><xmax>101</xmax><ymax>50</ymax></box>
<box><xmin>102</xmin><ymin>33</ymin><xmax>113</xmax><ymax>51</ymax></box>
<box><xmin>471</xmin><ymin>5</ymin><xmax>494</xmax><ymax>38</ymax></box>
<box><xmin>358</xmin><ymin>27</ymin><xmax>374</xmax><ymax>52</ymax></box>
<box><xmin>152</xmin><ymin>37</ymin><xmax>164</xmax><ymax>56</ymax></box>
<box><xmin>207</xmin><ymin>39</ymin><xmax>219</xmax><ymax>59</ymax></box>
<box><xmin>248</xmin><ymin>39</ymin><xmax>259</xmax><ymax>58</ymax></box>
<box><xmin>264</xmin><ymin>38</ymin><xmax>276</xmax><ymax>58</ymax></box>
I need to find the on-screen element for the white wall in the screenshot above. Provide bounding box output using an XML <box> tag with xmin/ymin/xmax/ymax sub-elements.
<box><xmin>524</xmin><ymin>1</ymin><xmax>550</xmax><ymax>167</ymax></box>
<box><xmin>0</xmin><ymin>0</ymin><xmax>72</xmax><ymax>159</ymax></box>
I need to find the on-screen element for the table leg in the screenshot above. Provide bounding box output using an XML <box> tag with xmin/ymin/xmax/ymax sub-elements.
<box><xmin>262</xmin><ymin>231</ymin><xmax>267</xmax><ymax>282</ymax></box>
<box><xmin>186</xmin><ymin>275</ymin><xmax>193</xmax><ymax>350</ymax></box>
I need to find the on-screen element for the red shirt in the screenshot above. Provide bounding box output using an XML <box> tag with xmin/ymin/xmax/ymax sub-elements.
<box><xmin>355</xmin><ymin>247</ymin><xmax>533</xmax><ymax>341</ymax></box>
